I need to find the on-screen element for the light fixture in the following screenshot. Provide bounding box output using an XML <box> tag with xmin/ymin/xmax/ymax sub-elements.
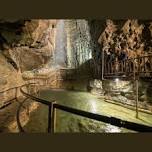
<box><xmin>115</xmin><ymin>78</ymin><xmax>119</xmax><ymax>82</ymax></box>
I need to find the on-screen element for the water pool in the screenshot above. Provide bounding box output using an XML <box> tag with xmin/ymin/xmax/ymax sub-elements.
<box><xmin>23</xmin><ymin>89</ymin><xmax>152</xmax><ymax>133</ymax></box>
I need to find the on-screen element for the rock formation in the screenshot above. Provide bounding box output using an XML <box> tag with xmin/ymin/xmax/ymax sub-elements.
<box><xmin>98</xmin><ymin>19</ymin><xmax>152</xmax><ymax>60</ymax></box>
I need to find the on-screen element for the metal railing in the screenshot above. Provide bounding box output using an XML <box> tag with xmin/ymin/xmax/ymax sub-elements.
<box><xmin>1</xmin><ymin>67</ymin><xmax>152</xmax><ymax>132</ymax></box>
<box><xmin>0</xmin><ymin>83</ymin><xmax>28</xmax><ymax>109</ymax></box>
<box><xmin>17</xmin><ymin>83</ymin><xmax>152</xmax><ymax>133</ymax></box>
<box><xmin>104</xmin><ymin>55</ymin><xmax>152</xmax><ymax>77</ymax></box>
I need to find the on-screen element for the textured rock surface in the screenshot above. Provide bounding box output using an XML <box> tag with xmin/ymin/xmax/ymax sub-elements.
<box><xmin>0</xmin><ymin>98</ymin><xmax>41</xmax><ymax>133</ymax></box>
<box><xmin>0</xmin><ymin>20</ymin><xmax>57</xmax><ymax>72</ymax></box>
<box><xmin>65</xmin><ymin>20</ymin><xmax>92</xmax><ymax>68</ymax></box>
<box><xmin>98</xmin><ymin>19</ymin><xmax>152</xmax><ymax>57</ymax></box>
<box><xmin>88</xmin><ymin>77</ymin><xmax>152</xmax><ymax>111</ymax></box>
<box><xmin>86</xmin><ymin>19</ymin><xmax>152</xmax><ymax>78</ymax></box>
<box><xmin>0</xmin><ymin>19</ymin><xmax>57</xmax><ymax>108</ymax></box>
<box><xmin>0</xmin><ymin>19</ymin><xmax>152</xmax><ymax>132</ymax></box>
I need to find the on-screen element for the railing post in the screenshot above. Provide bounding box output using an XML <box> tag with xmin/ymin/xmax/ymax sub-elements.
<box><xmin>121</xmin><ymin>61</ymin><xmax>123</xmax><ymax>73</ymax></box>
<box><xmin>107</xmin><ymin>62</ymin><xmax>109</xmax><ymax>74</ymax></box>
<box><xmin>133</xmin><ymin>59</ymin><xmax>136</xmax><ymax>79</ymax></box>
<box><xmin>125</xmin><ymin>60</ymin><xmax>127</xmax><ymax>73</ymax></box>
<box><xmin>143</xmin><ymin>56</ymin><xmax>146</xmax><ymax>72</ymax></box>
<box><xmin>52</xmin><ymin>101</ymin><xmax>56</xmax><ymax>133</ymax></box>
<box><xmin>48</xmin><ymin>103</ymin><xmax>53</xmax><ymax>133</ymax></box>
<box><xmin>48</xmin><ymin>101</ymin><xmax>56</xmax><ymax>133</ymax></box>
<box><xmin>150</xmin><ymin>56</ymin><xmax>152</xmax><ymax>71</ymax></box>
<box><xmin>133</xmin><ymin>58</ymin><xmax>139</xmax><ymax>118</ymax></box>
<box><xmin>137</xmin><ymin>58</ymin><xmax>139</xmax><ymax>72</ymax></box>
<box><xmin>111</xmin><ymin>61</ymin><xmax>113</xmax><ymax>74</ymax></box>
<box><xmin>104</xmin><ymin>63</ymin><xmax>107</xmax><ymax>74</ymax></box>
<box><xmin>135</xmin><ymin>79</ymin><xmax>139</xmax><ymax>118</ymax></box>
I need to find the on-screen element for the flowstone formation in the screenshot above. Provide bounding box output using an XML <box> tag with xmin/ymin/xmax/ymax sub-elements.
<box><xmin>98</xmin><ymin>19</ymin><xmax>152</xmax><ymax>67</ymax></box>
<box><xmin>65</xmin><ymin>20</ymin><xmax>93</xmax><ymax>76</ymax></box>
<box><xmin>95</xmin><ymin>19</ymin><xmax>152</xmax><ymax>112</ymax></box>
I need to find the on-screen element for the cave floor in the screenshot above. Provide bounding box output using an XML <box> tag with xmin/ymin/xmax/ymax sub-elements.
<box><xmin>22</xmin><ymin>89</ymin><xmax>152</xmax><ymax>133</ymax></box>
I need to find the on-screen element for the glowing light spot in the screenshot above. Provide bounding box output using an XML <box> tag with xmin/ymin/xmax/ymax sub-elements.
<box><xmin>115</xmin><ymin>78</ymin><xmax>119</xmax><ymax>82</ymax></box>
<box><xmin>89</xmin><ymin>99</ymin><xmax>97</xmax><ymax>113</ymax></box>
<box><xmin>105</xmin><ymin>124</ymin><xmax>121</xmax><ymax>133</ymax></box>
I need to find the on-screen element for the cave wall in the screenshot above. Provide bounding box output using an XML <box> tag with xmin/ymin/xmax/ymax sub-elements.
<box><xmin>98</xmin><ymin>19</ymin><xmax>152</xmax><ymax>61</ymax></box>
<box><xmin>87</xmin><ymin>19</ymin><xmax>152</xmax><ymax>111</ymax></box>
<box><xmin>88</xmin><ymin>78</ymin><xmax>152</xmax><ymax>112</ymax></box>
<box><xmin>85</xmin><ymin>19</ymin><xmax>152</xmax><ymax>78</ymax></box>
<box><xmin>0</xmin><ymin>19</ymin><xmax>57</xmax><ymax>72</ymax></box>
<box><xmin>0</xmin><ymin>19</ymin><xmax>57</xmax><ymax>108</ymax></box>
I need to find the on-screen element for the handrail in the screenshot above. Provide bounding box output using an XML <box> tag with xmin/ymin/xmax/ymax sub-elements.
<box><xmin>104</xmin><ymin>55</ymin><xmax>152</xmax><ymax>77</ymax></box>
<box><xmin>0</xmin><ymin>83</ymin><xmax>26</xmax><ymax>94</ymax></box>
<box><xmin>18</xmin><ymin>83</ymin><xmax>152</xmax><ymax>133</ymax></box>
<box><xmin>0</xmin><ymin>83</ymin><xmax>29</xmax><ymax>109</ymax></box>
<box><xmin>20</xmin><ymin>84</ymin><xmax>55</xmax><ymax>106</ymax></box>
<box><xmin>54</xmin><ymin>103</ymin><xmax>152</xmax><ymax>132</ymax></box>
<box><xmin>16</xmin><ymin>97</ymin><xmax>29</xmax><ymax>132</ymax></box>
<box><xmin>0</xmin><ymin>83</ymin><xmax>36</xmax><ymax>98</ymax></box>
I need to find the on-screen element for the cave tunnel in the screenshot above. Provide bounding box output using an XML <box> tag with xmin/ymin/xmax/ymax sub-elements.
<box><xmin>0</xmin><ymin>19</ymin><xmax>152</xmax><ymax>133</ymax></box>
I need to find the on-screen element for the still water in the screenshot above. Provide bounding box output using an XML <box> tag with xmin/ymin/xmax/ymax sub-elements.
<box><xmin>23</xmin><ymin>89</ymin><xmax>152</xmax><ymax>133</ymax></box>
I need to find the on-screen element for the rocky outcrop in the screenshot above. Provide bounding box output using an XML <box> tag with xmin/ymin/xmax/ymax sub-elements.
<box><xmin>89</xmin><ymin>78</ymin><xmax>152</xmax><ymax>112</ymax></box>
<box><xmin>0</xmin><ymin>49</ymin><xmax>24</xmax><ymax>108</ymax></box>
<box><xmin>0</xmin><ymin>19</ymin><xmax>57</xmax><ymax>108</ymax></box>
<box><xmin>83</xmin><ymin>19</ymin><xmax>152</xmax><ymax>78</ymax></box>
<box><xmin>98</xmin><ymin>19</ymin><xmax>152</xmax><ymax>56</ymax></box>
<box><xmin>0</xmin><ymin>19</ymin><xmax>57</xmax><ymax>72</ymax></box>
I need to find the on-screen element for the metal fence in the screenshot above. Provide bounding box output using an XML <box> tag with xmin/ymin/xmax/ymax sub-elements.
<box><xmin>17</xmin><ymin>83</ymin><xmax>152</xmax><ymax>133</ymax></box>
<box><xmin>104</xmin><ymin>55</ymin><xmax>152</xmax><ymax>77</ymax></box>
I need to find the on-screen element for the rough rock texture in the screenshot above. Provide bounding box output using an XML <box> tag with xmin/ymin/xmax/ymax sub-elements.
<box><xmin>0</xmin><ymin>19</ymin><xmax>57</xmax><ymax>108</ymax></box>
<box><xmin>65</xmin><ymin>20</ymin><xmax>91</xmax><ymax>67</ymax></box>
<box><xmin>89</xmin><ymin>79</ymin><xmax>152</xmax><ymax>112</ymax></box>
<box><xmin>98</xmin><ymin>19</ymin><xmax>152</xmax><ymax>60</ymax></box>
<box><xmin>89</xmin><ymin>79</ymin><xmax>104</xmax><ymax>95</ymax></box>
<box><xmin>80</xmin><ymin>19</ymin><xmax>152</xmax><ymax>78</ymax></box>
<box><xmin>86</xmin><ymin>19</ymin><xmax>152</xmax><ymax>111</ymax></box>
<box><xmin>0</xmin><ymin>53</ymin><xmax>24</xmax><ymax>106</ymax></box>
<box><xmin>64</xmin><ymin>20</ymin><xmax>93</xmax><ymax>76</ymax></box>
<box><xmin>0</xmin><ymin>98</ymin><xmax>41</xmax><ymax>133</ymax></box>
<box><xmin>0</xmin><ymin>19</ymin><xmax>57</xmax><ymax>72</ymax></box>
<box><xmin>1</xmin><ymin>19</ymin><xmax>152</xmax><ymax>132</ymax></box>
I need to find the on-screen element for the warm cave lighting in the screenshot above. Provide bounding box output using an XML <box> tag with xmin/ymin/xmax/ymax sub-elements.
<box><xmin>90</xmin><ymin>99</ymin><xmax>97</xmax><ymax>113</ymax></box>
<box><xmin>115</xmin><ymin>78</ymin><xmax>119</xmax><ymax>82</ymax></box>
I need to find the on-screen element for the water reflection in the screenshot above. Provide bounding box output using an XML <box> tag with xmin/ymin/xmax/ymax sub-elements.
<box><xmin>89</xmin><ymin>99</ymin><xmax>97</xmax><ymax>113</ymax></box>
<box><xmin>105</xmin><ymin>124</ymin><xmax>121</xmax><ymax>133</ymax></box>
<box><xmin>26</xmin><ymin>89</ymin><xmax>152</xmax><ymax>133</ymax></box>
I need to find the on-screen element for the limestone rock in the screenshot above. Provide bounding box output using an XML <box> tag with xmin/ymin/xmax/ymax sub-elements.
<box><xmin>0</xmin><ymin>19</ymin><xmax>57</xmax><ymax>72</ymax></box>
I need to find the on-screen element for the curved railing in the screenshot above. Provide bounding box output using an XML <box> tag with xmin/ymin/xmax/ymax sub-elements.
<box><xmin>0</xmin><ymin>83</ymin><xmax>28</xmax><ymax>110</ymax></box>
<box><xmin>17</xmin><ymin>83</ymin><xmax>152</xmax><ymax>133</ymax></box>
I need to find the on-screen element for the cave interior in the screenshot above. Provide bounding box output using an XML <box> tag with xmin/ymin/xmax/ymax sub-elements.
<box><xmin>0</xmin><ymin>19</ymin><xmax>152</xmax><ymax>133</ymax></box>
